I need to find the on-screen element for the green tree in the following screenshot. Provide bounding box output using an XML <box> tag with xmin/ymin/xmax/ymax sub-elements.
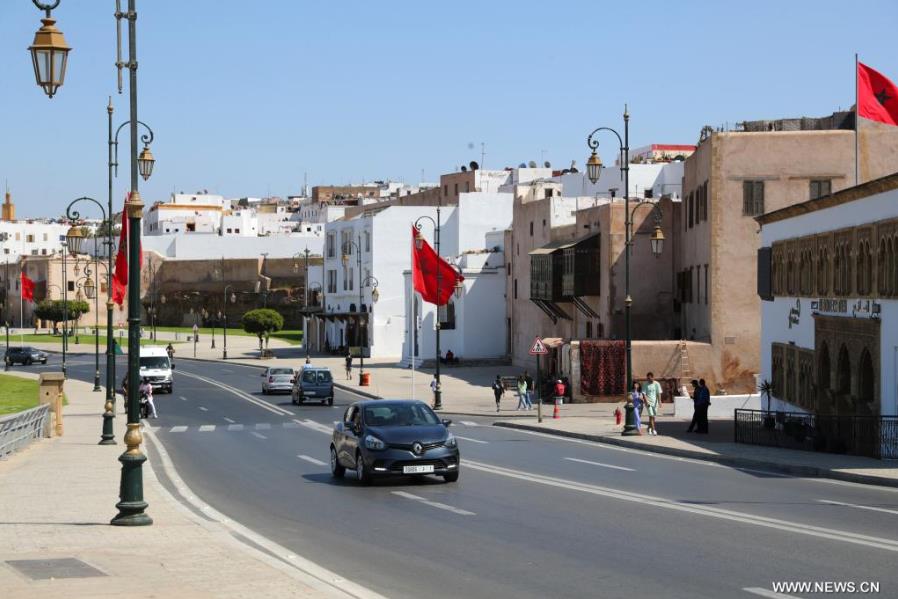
<box><xmin>241</xmin><ymin>308</ymin><xmax>284</xmax><ymax>351</ymax></box>
<box><xmin>34</xmin><ymin>299</ymin><xmax>90</xmax><ymax>332</ymax></box>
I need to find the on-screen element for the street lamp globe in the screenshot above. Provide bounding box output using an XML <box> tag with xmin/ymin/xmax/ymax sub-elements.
<box><xmin>28</xmin><ymin>15</ymin><xmax>71</xmax><ymax>99</ymax></box>
<box><xmin>66</xmin><ymin>225</ymin><xmax>85</xmax><ymax>255</ymax></box>
<box><xmin>137</xmin><ymin>145</ymin><xmax>155</xmax><ymax>181</ymax></box>
<box><xmin>229</xmin><ymin>292</ymin><xmax>236</xmax><ymax>304</ymax></box>
<box><xmin>371</xmin><ymin>287</ymin><xmax>380</xmax><ymax>304</ymax></box>
<box><xmin>650</xmin><ymin>225</ymin><xmax>665</xmax><ymax>257</ymax></box>
<box><xmin>160</xmin><ymin>294</ymin><xmax>166</xmax><ymax>305</ymax></box>
<box><xmin>414</xmin><ymin>229</ymin><xmax>425</xmax><ymax>251</ymax></box>
<box><xmin>83</xmin><ymin>276</ymin><xmax>96</xmax><ymax>300</ymax></box>
<box><xmin>586</xmin><ymin>151</ymin><xmax>603</xmax><ymax>185</ymax></box>
<box><xmin>341</xmin><ymin>253</ymin><xmax>349</xmax><ymax>266</ymax></box>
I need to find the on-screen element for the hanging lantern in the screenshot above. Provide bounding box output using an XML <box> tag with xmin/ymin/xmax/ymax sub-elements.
<box><xmin>28</xmin><ymin>13</ymin><xmax>71</xmax><ymax>99</ymax></box>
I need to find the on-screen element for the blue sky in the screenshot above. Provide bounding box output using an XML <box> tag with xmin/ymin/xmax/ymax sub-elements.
<box><xmin>1</xmin><ymin>0</ymin><xmax>896</xmax><ymax>219</ymax></box>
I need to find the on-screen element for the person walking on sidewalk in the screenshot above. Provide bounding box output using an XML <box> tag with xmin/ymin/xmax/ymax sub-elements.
<box><xmin>139</xmin><ymin>377</ymin><xmax>158</xmax><ymax>419</ymax></box>
<box><xmin>344</xmin><ymin>352</ymin><xmax>352</xmax><ymax>380</ymax></box>
<box><xmin>643</xmin><ymin>372</ymin><xmax>663</xmax><ymax>436</ymax></box>
<box><xmin>696</xmin><ymin>378</ymin><xmax>711</xmax><ymax>434</ymax></box>
<box><xmin>516</xmin><ymin>375</ymin><xmax>529</xmax><ymax>410</ymax></box>
<box><xmin>492</xmin><ymin>375</ymin><xmax>505</xmax><ymax>413</ymax></box>
<box><xmin>686</xmin><ymin>379</ymin><xmax>700</xmax><ymax>433</ymax></box>
<box><xmin>630</xmin><ymin>381</ymin><xmax>645</xmax><ymax>434</ymax></box>
<box><xmin>524</xmin><ymin>370</ymin><xmax>534</xmax><ymax>409</ymax></box>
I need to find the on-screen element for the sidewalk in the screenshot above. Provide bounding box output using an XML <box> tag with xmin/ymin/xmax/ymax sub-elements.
<box><xmin>0</xmin><ymin>371</ymin><xmax>368</xmax><ymax>598</ymax></box>
<box><xmin>496</xmin><ymin>416</ymin><xmax>898</xmax><ymax>488</ymax></box>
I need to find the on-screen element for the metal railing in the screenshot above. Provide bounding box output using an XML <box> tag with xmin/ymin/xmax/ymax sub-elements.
<box><xmin>734</xmin><ymin>409</ymin><xmax>898</xmax><ymax>459</ymax></box>
<box><xmin>0</xmin><ymin>405</ymin><xmax>50</xmax><ymax>460</ymax></box>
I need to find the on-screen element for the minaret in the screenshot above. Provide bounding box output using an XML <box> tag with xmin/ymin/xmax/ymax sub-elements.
<box><xmin>1</xmin><ymin>189</ymin><xmax>13</xmax><ymax>222</ymax></box>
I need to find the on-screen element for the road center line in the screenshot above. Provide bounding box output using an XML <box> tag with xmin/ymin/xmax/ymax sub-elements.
<box><xmin>565</xmin><ymin>457</ymin><xmax>635</xmax><ymax>472</ymax></box>
<box><xmin>198</xmin><ymin>406</ymin><xmax>208</xmax><ymax>412</ymax></box>
<box><xmin>455</xmin><ymin>435</ymin><xmax>488</xmax><ymax>444</ymax></box>
<box><xmin>391</xmin><ymin>491</ymin><xmax>476</xmax><ymax>516</ymax></box>
<box><xmin>223</xmin><ymin>417</ymin><xmax>236</xmax><ymax>423</ymax></box>
<box><xmin>297</xmin><ymin>455</ymin><xmax>327</xmax><ymax>466</ymax></box>
<box><xmin>743</xmin><ymin>587</ymin><xmax>802</xmax><ymax>599</ymax></box>
<box><xmin>251</xmin><ymin>432</ymin><xmax>267</xmax><ymax>440</ymax></box>
<box><xmin>179</xmin><ymin>396</ymin><xmax>187</xmax><ymax>401</ymax></box>
<box><xmin>464</xmin><ymin>459</ymin><xmax>898</xmax><ymax>552</ymax></box>
<box><xmin>176</xmin><ymin>370</ymin><xmax>292</xmax><ymax>416</ymax></box>
<box><xmin>818</xmin><ymin>499</ymin><xmax>898</xmax><ymax>516</ymax></box>
<box><xmin>170</xmin><ymin>425</ymin><xmax>187</xmax><ymax>433</ymax></box>
<box><xmin>227</xmin><ymin>424</ymin><xmax>244</xmax><ymax>431</ymax></box>
<box><xmin>198</xmin><ymin>425</ymin><xmax>216</xmax><ymax>432</ymax></box>
<box><xmin>460</xmin><ymin>421</ymin><xmax>478</xmax><ymax>426</ymax></box>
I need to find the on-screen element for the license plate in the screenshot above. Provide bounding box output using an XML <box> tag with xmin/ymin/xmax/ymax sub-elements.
<box><xmin>403</xmin><ymin>464</ymin><xmax>434</xmax><ymax>474</ymax></box>
<box><xmin>304</xmin><ymin>391</ymin><xmax>316</xmax><ymax>396</ymax></box>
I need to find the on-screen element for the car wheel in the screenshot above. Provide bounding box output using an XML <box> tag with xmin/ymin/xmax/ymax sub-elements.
<box><xmin>25</xmin><ymin>358</ymin><xmax>32</xmax><ymax>366</ymax></box>
<box><xmin>328</xmin><ymin>396</ymin><xmax>334</xmax><ymax>406</ymax></box>
<box><xmin>443</xmin><ymin>471</ymin><xmax>460</xmax><ymax>483</ymax></box>
<box><xmin>262</xmin><ymin>388</ymin><xmax>267</xmax><ymax>395</ymax></box>
<box><xmin>41</xmin><ymin>359</ymin><xmax>47</xmax><ymax>364</ymax></box>
<box><xmin>355</xmin><ymin>452</ymin><xmax>371</xmax><ymax>485</ymax></box>
<box><xmin>330</xmin><ymin>446</ymin><xmax>345</xmax><ymax>478</ymax></box>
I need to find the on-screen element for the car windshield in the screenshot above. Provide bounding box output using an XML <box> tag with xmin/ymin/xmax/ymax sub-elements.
<box><xmin>303</xmin><ymin>370</ymin><xmax>332</xmax><ymax>383</ymax></box>
<box><xmin>269</xmin><ymin>368</ymin><xmax>293</xmax><ymax>375</ymax></box>
<box><xmin>140</xmin><ymin>356</ymin><xmax>170</xmax><ymax>370</ymax></box>
<box><xmin>363</xmin><ymin>403</ymin><xmax>439</xmax><ymax>427</ymax></box>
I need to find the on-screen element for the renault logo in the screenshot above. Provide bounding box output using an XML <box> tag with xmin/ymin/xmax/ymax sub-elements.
<box><xmin>412</xmin><ymin>442</ymin><xmax>423</xmax><ymax>455</ymax></box>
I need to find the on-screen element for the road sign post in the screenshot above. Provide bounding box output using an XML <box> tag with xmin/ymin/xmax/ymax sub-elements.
<box><xmin>528</xmin><ymin>337</ymin><xmax>549</xmax><ymax>423</ymax></box>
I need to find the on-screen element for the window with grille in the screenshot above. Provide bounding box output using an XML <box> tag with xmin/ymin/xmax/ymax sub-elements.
<box><xmin>742</xmin><ymin>180</ymin><xmax>764</xmax><ymax>216</ymax></box>
<box><xmin>809</xmin><ymin>179</ymin><xmax>831</xmax><ymax>200</ymax></box>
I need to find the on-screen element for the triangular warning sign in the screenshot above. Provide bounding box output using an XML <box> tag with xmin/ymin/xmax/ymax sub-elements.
<box><xmin>529</xmin><ymin>336</ymin><xmax>548</xmax><ymax>355</ymax></box>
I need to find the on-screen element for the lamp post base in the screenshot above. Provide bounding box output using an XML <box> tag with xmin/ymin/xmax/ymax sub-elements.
<box><xmin>222</xmin><ymin>350</ymin><xmax>227</xmax><ymax>360</ymax></box>
<box><xmin>93</xmin><ymin>370</ymin><xmax>101</xmax><ymax>392</ymax></box>
<box><xmin>111</xmin><ymin>424</ymin><xmax>151</xmax><ymax>526</ymax></box>
<box><xmin>433</xmin><ymin>389</ymin><xmax>443</xmax><ymax>411</ymax></box>
<box><xmin>211</xmin><ymin>339</ymin><xmax>215</xmax><ymax>349</ymax></box>
<box><xmin>621</xmin><ymin>400</ymin><xmax>640</xmax><ymax>436</ymax></box>
<box><xmin>99</xmin><ymin>405</ymin><xmax>116</xmax><ymax>445</ymax></box>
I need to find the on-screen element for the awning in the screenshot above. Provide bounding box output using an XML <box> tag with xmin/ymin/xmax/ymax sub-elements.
<box><xmin>529</xmin><ymin>232</ymin><xmax>599</xmax><ymax>256</ymax></box>
<box><xmin>542</xmin><ymin>337</ymin><xmax>564</xmax><ymax>348</ymax></box>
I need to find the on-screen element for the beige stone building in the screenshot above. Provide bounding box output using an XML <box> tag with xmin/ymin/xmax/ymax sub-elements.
<box><xmin>679</xmin><ymin>112</ymin><xmax>898</xmax><ymax>393</ymax></box>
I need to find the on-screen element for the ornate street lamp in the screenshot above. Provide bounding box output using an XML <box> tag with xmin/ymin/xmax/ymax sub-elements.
<box><xmin>66</xmin><ymin>225</ymin><xmax>85</xmax><ymax>255</ymax></box>
<box><xmin>650</xmin><ymin>224</ymin><xmax>665</xmax><ymax>257</ymax></box>
<box><xmin>83</xmin><ymin>275</ymin><xmax>96</xmax><ymax>299</ymax></box>
<box><xmin>137</xmin><ymin>145</ymin><xmax>155</xmax><ymax>181</ymax></box>
<box><xmin>586</xmin><ymin>150</ymin><xmax>603</xmax><ymax>185</ymax></box>
<box><xmin>28</xmin><ymin>1</ymin><xmax>71</xmax><ymax>99</ymax></box>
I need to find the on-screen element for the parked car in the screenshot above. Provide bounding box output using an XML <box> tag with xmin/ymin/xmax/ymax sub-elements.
<box><xmin>330</xmin><ymin>400</ymin><xmax>459</xmax><ymax>484</ymax></box>
<box><xmin>261</xmin><ymin>367</ymin><xmax>295</xmax><ymax>395</ymax></box>
<box><xmin>291</xmin><ymin>365</ymin><xmax>334</xmax><ymax>406</ymax></box>
<box><xmin>139</xmin><ymin>346</ymin><xmax>173</xmax><ymax>394</ymax></box>
<box><xmin>4</xmin><ymin>346</ymin><xmax>48</xmax><ymax>366</ymax></box>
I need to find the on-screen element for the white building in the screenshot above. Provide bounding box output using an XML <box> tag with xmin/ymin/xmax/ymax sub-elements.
<box><xmin>553</xmin><ymin>162</ymin><xmax>685</xmax><ymax>201</ymax></box>
<box><xmin>322</xmin><ymin>191</ymin><xmax>514</xmax><ymax>359</ymax></box>
<box><xmin>144</xmin><ymin>192</ymin><xmax>227</xmax><ymax>235</ymax></box>
<box><xmin>757</xmin><ymin>172</ymin><xmax>898</xmax><ymax>418</ymax></box>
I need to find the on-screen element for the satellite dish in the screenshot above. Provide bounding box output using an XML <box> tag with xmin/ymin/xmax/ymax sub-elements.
<box><xmin>528</xmin><ymin>160</ymin><xmax>537</xmax><ymax>168</ymax></box>
<box><xmin>469</xmin><ymin>161</ymin><xmax>479</xmax><ymax>171</ymax></box>
<box><xmin>461</xmin><ymin>165</ymin><xmax>467</xmax><ymax>172</ymax></box>
<box><xmin>544</xmin><ymin>161</ymin><xmax>551</xmax><ymax>168</ymax></box>
<box><xmin>518</xmin><ymin>163</ymin><xmax>527</xmax><ymax>169</ymax></box>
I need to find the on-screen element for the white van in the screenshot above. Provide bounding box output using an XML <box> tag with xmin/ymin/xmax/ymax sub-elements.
<box><xmin>139</xmin><ymin>346</ymin><xmax>173</xmax><ymax>394</ymax></box>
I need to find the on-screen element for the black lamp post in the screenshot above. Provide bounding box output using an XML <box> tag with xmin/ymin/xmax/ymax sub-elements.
<box><xmin>306</xmin><ymin>282</ymin><xmax>322</xmax><ymax>362</ymax></box>
<box><xmin>293</xmin><ymin>249</ymin><xmax>312</xmax><ymax>364</ymax></box>
<box><xmin>222</xmin><ymin>286</ymin><xmax>235</xmax><ymax>359</ymax></box>
<box><xmin>2</xmin><ymin>235</ymin><xmax>8</xmax><ymax>372</ymax></box>
<box><xmin>586</xmin><ymin>106</ymin><xmax>665</xmax><ymax>436</ymax></box>
<box><xmin>342</xmin><ymin>236</ymin><xmax>373</xmax><ymax>384</ymax></box>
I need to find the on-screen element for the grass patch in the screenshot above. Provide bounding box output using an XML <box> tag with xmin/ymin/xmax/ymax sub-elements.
<box><xmin>153</xmin><ymin>326</ymin><xmax>303</xmax><ymax>346</ymax></box>
<box><xmin>0</xmin><ymin>375</ymin><xmax>39</xmax><ymax>415</ymax></box>
<box><xmin>10</xmin><ymin>334</ymin><xmax>181</xmax><ymax>347</ymax></box>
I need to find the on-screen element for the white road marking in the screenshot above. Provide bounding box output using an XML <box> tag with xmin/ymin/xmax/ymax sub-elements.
<box><xmin>299</xmin><ymin>419</ymin><xmax>333</xmax><ymax>434</ymax></box>
<box><xmin>176</xmin><ymin>370</ymin><xmax>292</xmax><ymax>416</ymax></box>
<box><xmin>198</xmin><ymin>425</ymin><xmax>216</xmax><ymax>432</ymax></box>
<box><xmin>391</xmin><ymin>491</ymin><xmax>476</xmax><ymax>516</ymax></box>
<box><xmin>251</xmin><ymin>432</ymin><xmax>267</xmax><ymax>439</ymax></box>
<box><xmin>198</xmin><ymin>406</ymin><xmax>208</xmax><ymax>412</ymax></box>
<box><xmin>565</xmin><ymin>457</ymin><xmax>635</xmax><ymax>472</ymax></box>
<box><xmin>170</xmin><ymin>425</ymin><xmax>188</xmax><ymax>433</ymax></box>
<box><xmin>818</xmin><ymin>499</ymin><xmax>898</xmax><ymax>516</ymax></box>
<box><xmin>220</xmin><ymin>369</ymin><xmax>232</xmax><ymax>374</ymax></box>
<box><xmin>283</xmin><ymin>422</ymin><xmax>301</xmax><ymax>429</ymax></box>
<box><xmin>256</xmin><ymin>423</ymin><xmax>271</xmax><ymax>430</ymax></box>
<box><xmin>298</xmin><ymin>455</ymin><xmax>327</xmax><ymax>466</ymax></box>
<box><xmin>227</xmin><ymin>424</ymin><xmax>244</xmax><ymax>431</ymax></box>
<box><xmin>455</xmin><ymin>435</ymin><xmax>488</xmax><ymax>445</ymax></box>
<box><xmin>179</xmin><ymin>395</ymin><xmax>188</xmax><ymax>401</ymax></box>
<box><xmin>743</xmin><ymin>587</ymin><xmax>802</xmax><ymax>599</ymax></box>
<box><xmin>223</xmin><ymin>417</ymin><xmax>236</xmax><ymax>423</ymax></box>
<box><xmin>464</xmin><ymin>460</ymin><xmax>898</xmax><ymax>553</ymax></box>
<box><xmin>460</xmin><ymin>421</ymin><xmax>478</xmax><ymax>426</ymax></box>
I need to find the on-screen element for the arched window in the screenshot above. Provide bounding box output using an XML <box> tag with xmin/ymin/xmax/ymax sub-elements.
<box><xmin>817</xmin><ymin>247</ymin><xmax>828</xmax><ymax>295</ymax></box>
<box><xmin>879</xmin><ymin>239</ymin><xmax>888</xmax><ymax>296</ymax></box>
<box><xmin>786</xmin><ymin>252</ymin><xmax>795</xmax><ymax>295</ymax></box>
<box><xmin>858</xmin><ymin>349</ymin><xmax>875</xmax><ymax>411</ymax></box>
<box><xmin>833</xmin><ymin>248</ymin><xmax>842</xmax><ymax>295</ymax></box>
<box><xmin>837</xmin><ymin>344</ymin><xmax>851</xmax><ymax>396</ymax></box>
<box><xmin>856</xmin><ymin>243</ymin><xmax>866</xmax><ymax>294</ymax></box>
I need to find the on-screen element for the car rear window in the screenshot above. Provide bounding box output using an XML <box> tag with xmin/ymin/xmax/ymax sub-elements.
<box><xmin>270</xmin><ymin>368</ymin><xmax>293</xmax><ymax>375</ymax></box>
<box><xmin>364</xmin><ymin>404</ymin><xmax>439</xmax><ymax>427</ymax></box>
<box><xmin>316</xmin><ymin>371</ymin><xmax>332</xmax><ymax>383</ymax></box>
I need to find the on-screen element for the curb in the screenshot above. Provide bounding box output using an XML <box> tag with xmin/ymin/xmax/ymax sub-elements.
<box><xmin>494</xmin><ymin>421</ymin><xmax>898</xmax><ymax>489</ymax></box>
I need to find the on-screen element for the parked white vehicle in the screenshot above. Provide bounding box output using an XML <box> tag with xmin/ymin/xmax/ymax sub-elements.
<box><xmin>139</xmin><ymin>346</ymin><xmax>174</xmax><ymax>394</ymax></box>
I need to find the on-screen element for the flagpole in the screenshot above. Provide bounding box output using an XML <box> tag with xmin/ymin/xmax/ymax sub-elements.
<box><xmin>855</xmin><ymin>52</ymin><xmax>860</xmax><ymax>186</ymax></box>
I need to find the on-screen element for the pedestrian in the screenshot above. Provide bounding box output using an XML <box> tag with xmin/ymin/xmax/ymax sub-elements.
<box><xmin>139</xmin><ymin>377</ymin><xmax>158</xmax><ymax>419</ymax></box>
<box><xmin>121</xmin><ymin>375</ymin><xmax>129</xmax><ymax>413</ymax></box>
<box><xmin>696</xmin><ymin>378</ymin><xmax>711</xmax><ymax>433</ymax></box>
<box><xmin>430</xmin><ymin>376</ymin><xmax>438</xmax><ymax>408</ymax></box>
<box><xmin>492</xmin><ymin>375</ymin><xmax>505</xmax><ymax>413</ymax></box>
<box><xmin>516</xmin><ymin>375</ymin><xmax>528</xmax><ymax>410</ymax></box>
<box><xmin>345</xmin><ymin>352</ymin><xmax>352</xmax><ymax>380</ymax></box>
<box><xmin>630</xmin><ymin>381</ymin><xmax>645</xmax><ymax>434</ymax></box>
<box><xmin>686</xmin><ymin>379</ymin><xmax>700</xmax><ymax>433</ymax></box>
<box><xmin>523</xmin><ymin>370</ymin><xmax>534</xmax><ymax>409</ymax></box>
<box><xmin>643</xmin><ymin>371</ymin><xmax>663</xmax><ymax>435</ymax></box>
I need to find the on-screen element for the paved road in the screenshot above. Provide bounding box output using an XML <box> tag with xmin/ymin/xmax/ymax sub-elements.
<box><xmin>35</xmin><ymin>354</ymin><xmax>898</xmax><ymax>598</ymax></box>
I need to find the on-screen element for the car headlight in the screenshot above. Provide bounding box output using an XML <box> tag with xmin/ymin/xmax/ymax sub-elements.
<box><xmin>444</xmin><ymin>433</ymin><xmax>457</xmax><ymax>448</ymax></box>
<box><xmin>364</xmin><ymin>435</ymin><xmax>385</xmax><ymax>450</ymax></box>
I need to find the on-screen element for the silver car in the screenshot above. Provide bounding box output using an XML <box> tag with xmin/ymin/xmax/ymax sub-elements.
<box><xmin>261</xmin><ymin>367</ymin><xmax>295</xmax><ymax>395</ymax></box>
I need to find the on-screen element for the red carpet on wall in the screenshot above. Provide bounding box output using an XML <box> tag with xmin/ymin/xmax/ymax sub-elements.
<box><xmin>580</xmin><ymin>340</ymin><xmax>625</xmax><ymax>397</ymax></box>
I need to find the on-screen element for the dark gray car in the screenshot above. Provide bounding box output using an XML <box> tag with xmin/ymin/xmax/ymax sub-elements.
<box><xmin>291</xmin><ymin>366</ymin><xmax>334</xmax><ymax>406</ymax></box>
<box><xmin>4</xmin><ymin>346</ymin><xmax>48</xmax><ymax>366</ymax></box>
<box><xmin>330</xmin><ymin>400</ymin><xmax>460</xmax><ymax>484</ymax></box>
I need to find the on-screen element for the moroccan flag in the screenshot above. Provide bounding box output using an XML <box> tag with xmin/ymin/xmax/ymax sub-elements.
<box><xmin>858</xmin><ymin>62</ymin><xmax>898</xmax><ymax>126</ymax></box>
<box><xmin>20</xmin><ymin>271</ymin><xmax>35</xmax><ymax>302</ymax></box>
<box><xmin>112</xmin><ymin>193</ymin><xmax>143</xmax><ymax>306</ymax></box>
<box><xmin>411</xmin><ymin>226</ymin><xmax>464</xmax><ymax>306</ymax></box>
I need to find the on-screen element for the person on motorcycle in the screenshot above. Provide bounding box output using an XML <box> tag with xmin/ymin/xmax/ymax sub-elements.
<box><xmin>166</xmin><ymin>343</ymin><xmax>175</xmax><ymax>361</ymax></box>
<box><xmin>139</xmin><ymin>377</ymin><xmax>158</xmax><ymax>419</ymax></box>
